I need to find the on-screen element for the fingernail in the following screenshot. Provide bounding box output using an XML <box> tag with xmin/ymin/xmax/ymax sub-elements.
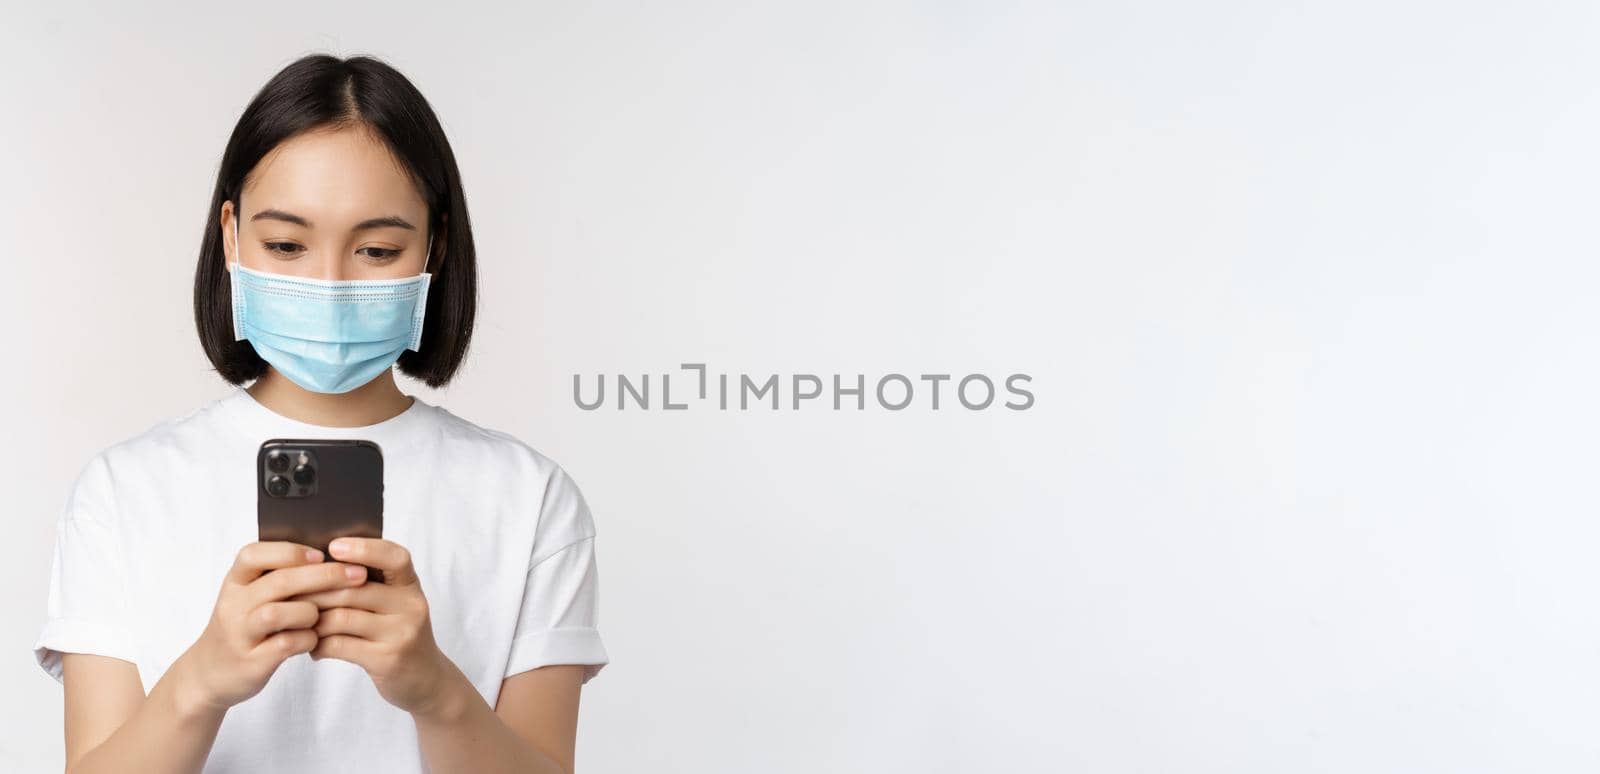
<box><xmin>304</xmin><ymin>548</ymin><xmax>323</xmax><ymax>562</ymax></box>
<box><xmin>330</xmin><ymin>539</ymin><xmax>350</xmax><ymax>555</ymax></box>
<box><xmin>345</xmin><ymin>565</ymin><xmax>365</xmax><ymax>580</ymax></box>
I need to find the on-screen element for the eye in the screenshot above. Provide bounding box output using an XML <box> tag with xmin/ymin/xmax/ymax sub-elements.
<box><xmin>359</xmin><ymin>246</ymin><xmax>402</xmax><ymax>262</ymax></box>
<box><xmin>264</xmin><ymin>242</ymin><xmax>305</xmax><ymax>258</ymax></box>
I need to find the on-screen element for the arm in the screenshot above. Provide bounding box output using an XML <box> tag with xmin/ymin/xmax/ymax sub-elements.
<box><xmin>297</xmin><ymin>536</ymin><xmax>601</xmax><ymax>773</ymax></box>
<box><xmin>60</xmin><ymin>652</ymin><xmax>225</xmax><ymax>774</ymax></box>
<box><xmin>52</xmin><ymin>544</ymin><xmax>371</xmax><ymax>774</ymax></box>
<box><xmin>411</xmin><ymin>662</ymin><xmax>585</xmax><ymax>774</ymax></box>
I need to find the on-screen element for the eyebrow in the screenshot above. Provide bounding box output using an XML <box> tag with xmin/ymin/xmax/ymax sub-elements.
<box><xmin>250</xmin><ymin>208</ymin><xmax>417</xmax><ymax>232</ymax></box>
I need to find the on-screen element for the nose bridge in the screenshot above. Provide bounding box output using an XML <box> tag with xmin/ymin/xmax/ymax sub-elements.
<box><xmin>311</xmin><ymin>240</ymin><xmax>348</xmax><ymax>282</ymax></box>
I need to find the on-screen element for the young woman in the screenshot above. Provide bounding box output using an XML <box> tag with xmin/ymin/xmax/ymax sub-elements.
<box><xmin>31</xmin><ymin>54</ymin><xmax>609</xmax><ymax>773</ymax></box>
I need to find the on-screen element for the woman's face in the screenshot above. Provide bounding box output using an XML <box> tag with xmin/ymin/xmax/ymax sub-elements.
<box><xmin>224</xmin><ymin>126</ymin><xmax>437</xmax><ymax>281</ymax></box>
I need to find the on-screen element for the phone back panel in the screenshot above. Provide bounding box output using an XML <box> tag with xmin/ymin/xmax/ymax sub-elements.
<box><xmin>257</xmin><ymin>439</ymin><xmax>384</xmax><ymax>582</ymax></box>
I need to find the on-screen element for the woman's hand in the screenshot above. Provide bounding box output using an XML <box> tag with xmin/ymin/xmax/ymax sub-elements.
<box><xmin>288</xmin><ymin>537</ymin><xmax>457</xmax><ymax>717</ymax></box>
<box><xmin>179</xmin><ymin>541</ymin><xmax>371</xmax><ymax>712</ymax></box>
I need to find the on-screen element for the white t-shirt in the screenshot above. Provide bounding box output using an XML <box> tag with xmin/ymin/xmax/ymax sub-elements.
<box><xmin>32</xmin><ymin>388</ymin><xmax>609</xmax><ymax>772</ymax></box>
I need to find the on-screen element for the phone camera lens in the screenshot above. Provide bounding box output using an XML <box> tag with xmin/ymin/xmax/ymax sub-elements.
<box><xmin>266</xmin><ymin>475</ymin><xmax>290</xmax><ymax>496</ymax></box>
<box><xmin>293</xmin><ymin>464</ymin><xmax>316</xmax><ymax>486</ymax></box>
<box><xmin>266</xmin><ymin>451</ymin><xmax>289</xmax><ymax>473</ymax></box>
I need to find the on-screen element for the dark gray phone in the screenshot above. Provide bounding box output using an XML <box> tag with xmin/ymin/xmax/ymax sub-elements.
<box><xmin>257</xmin><ymin>439</ymin><xmax>385</xmax><ymax>583</ymax></box>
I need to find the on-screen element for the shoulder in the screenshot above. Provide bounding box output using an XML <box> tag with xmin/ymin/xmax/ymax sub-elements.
<box><xmin>59</xmin><ymin>398</ymin><xmax>231</xmax><ymax>522</ymax></box>
<box><xmin>83</xmin><ymin>398</ymin><xmax>229</xmax><ymax>482</ymax></box>
<box><xmin>423</xmin><ymin>404</ymin><xmax>573</xmax><ymax>484</ymax></box>
<box><xmin>424</xmin><ymin>405</ymin><xmax>597</xmax><ymax>553</ymax></box>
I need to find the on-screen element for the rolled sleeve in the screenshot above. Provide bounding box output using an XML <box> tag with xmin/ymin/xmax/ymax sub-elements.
<box><xmin>504</xmin><ymin>465</ymin><xmax>610</xmax><ymax>684</ymax></box>
<box><xmin>33</xmin><ymin>455</ymin><xmax>140</xmax><ymax>684</ymax></box>
<box><xmin>504</xmin><ymin>535</ymin><xmax>609</xmax><ymax>684</ymax></box>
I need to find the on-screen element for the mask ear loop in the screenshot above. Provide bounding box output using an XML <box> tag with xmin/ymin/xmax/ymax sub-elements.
<box><xmin>408</xmin><ymin>231</ymin><xmax>435</xmax><ymax>352</ymax></box>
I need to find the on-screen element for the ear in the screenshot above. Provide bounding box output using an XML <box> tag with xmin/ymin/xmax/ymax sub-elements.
<box><xmin>220</xmin><ymin>201</ymin><xmax>238</xmax><ymax>271</ymax></box>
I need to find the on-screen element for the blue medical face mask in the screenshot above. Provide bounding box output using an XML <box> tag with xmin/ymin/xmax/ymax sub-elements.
<box><xmin>229</xmin><ymin>219</ymin><xmax>433</xmax><ymax>394</ymax></box>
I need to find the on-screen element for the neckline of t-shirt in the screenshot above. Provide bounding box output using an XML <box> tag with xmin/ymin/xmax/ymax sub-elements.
<box><xmin>217</xmin><ymin>386</ymin><xmax>435</xmax><ymax>453</ymax></box>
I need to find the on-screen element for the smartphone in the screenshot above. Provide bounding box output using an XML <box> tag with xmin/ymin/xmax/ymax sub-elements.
<box><xmin>257</xmin><ymin>439</ymin><xmax>385</xmax><ymax>583</ymax></box>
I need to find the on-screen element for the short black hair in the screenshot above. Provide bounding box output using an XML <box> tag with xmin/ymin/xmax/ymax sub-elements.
<box><xmin>194</xmin><ymin>54</ymin><xmax>476</xmax><ymax>388</ymax></box>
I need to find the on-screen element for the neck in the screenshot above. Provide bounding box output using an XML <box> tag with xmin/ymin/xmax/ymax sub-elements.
<box><xmin>247</xmin><ymin>368</ymin><xmax>414</xmax><ymax>427</ymax></box>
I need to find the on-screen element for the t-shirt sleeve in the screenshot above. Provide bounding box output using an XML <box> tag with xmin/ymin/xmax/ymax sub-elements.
<box><xmin>503</xmin><ymin>466</ymin><xmax>610</xmax><ymax>684</ymax></box>
<box><xmin>33</xmin><ymin>453</ymin><xmax>141</xmax><ymax>684</ymax></box>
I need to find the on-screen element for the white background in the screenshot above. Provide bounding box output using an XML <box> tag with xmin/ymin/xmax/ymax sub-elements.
<box><xmin>5</xmin><ymin>1</ymin><xmax>1599</xmax><ymax>771</ymax></box>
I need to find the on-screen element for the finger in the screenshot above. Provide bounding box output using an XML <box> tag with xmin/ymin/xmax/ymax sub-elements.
<box><xmin>242</xmin><ymin>600</ymin><xmax>320</xmax><ymax>642</ymax></box>
<box><xmin>248</xmin><ymin>560</ymin><xmax>368</xmax><ymax>607</ymax></box>
<box><xmin>227</xmin><ymin>541</ymin><xmax>325</xmax><ymax>585</ymax></box>
<box><xmin>287</xmin><ymin>581</ymin><xmax>411</xmax><ymax>614</ymax></box>
<box><xmin>313</xmin><ymin>607</ymin><xmax>388</xmax><ymax>640</ymax></box>
<box><xmin>251</xmin><ymin>627</ymin><xmax>319</xmax><ymax>663</ymax></box>
<box><xmin>310</xmin><ymin>634</ymin><xmax>379</xmax><ymax>670</ymax></box>
<box><xmin>328</xmin><ymin>538</ymin><xmax>417</xmax><ymax>586</ymax></box>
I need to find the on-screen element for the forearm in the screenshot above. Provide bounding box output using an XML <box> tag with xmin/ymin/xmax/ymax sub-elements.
<box><xmin>412</xmin><ymin>662</ymin><xmax>567</xmax><ymax>774</ymax></box>
<box><xmin>67</xmin><ymin>655</ymin><xmax>226</xmax><ymax>774</ymax></box>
